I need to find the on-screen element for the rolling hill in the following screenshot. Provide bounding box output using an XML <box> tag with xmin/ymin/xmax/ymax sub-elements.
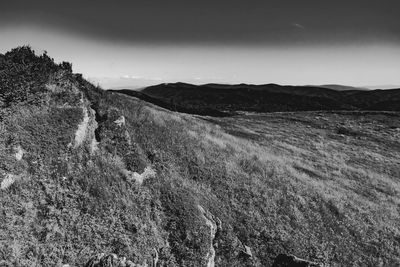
<box><xmin>1</xmin><ymin>47</ymin><xmax>400</xmax><ymax>266</ymax></box>
<box><xmin>114</xmin><ymin>82</ymin><xmax>400</xmax><ymax>116</ymax></box>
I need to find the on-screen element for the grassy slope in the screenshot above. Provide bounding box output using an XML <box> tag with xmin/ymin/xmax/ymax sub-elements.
<box><xmin>89</xmin><ymin>94</ymin><xmax>400</xmax><ymax>266</ymax></box>
<box><xmin>202</xmin><ymin>111</ymin><xmax>400</xmax><ymax>265</ymax></box>
<box><xmin>1</xmin><ymin>48</ymin><xmax>400</xmax><ymax>266</ymax></box>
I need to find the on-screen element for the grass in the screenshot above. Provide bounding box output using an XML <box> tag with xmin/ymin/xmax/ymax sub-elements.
<box><xmin>100</xmin><ymin>93</ymin><xmax>400</xmax><ymax>266</ymax></box>
<box><xmin>1</xmin><ymin>47</ymin><xmax>399</xmax><ymax>266</ymax></box>
<box><xmin>203</xmin><ymin>111</ymin><xmax>400</xmax><ymax>265</ymax></box>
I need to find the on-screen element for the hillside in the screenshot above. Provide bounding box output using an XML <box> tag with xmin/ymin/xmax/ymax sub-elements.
<box><xmin>318</xmin><ymin>84</ymin><xmax>368</xmax><ymax>91</ymax></box>
<box><xmin>114</xmin><ymin>83</ymin><xmax>400</xmax><ymax>116</ymax></box>
<box><xmin>1</xmin><ymin>47</ymin><xmax>400</xmax><ymax>266</ymax></box>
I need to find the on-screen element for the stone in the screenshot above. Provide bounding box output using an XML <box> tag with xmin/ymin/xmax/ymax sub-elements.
<box><xmin>15</xmin><ymin>145</ymin><xmax>24</xmax><ymax>161</ymax></box>
<box><xmin>114</xmin><ymin>116</ymin><xmax>126</xmax><ymax>127</ymax></box>
<box><xmin>243</xmin><ymin>245</ymin><xmax>252</xmax><ymax>257</ymax></box>
<box><xmin>198</xmin><ymin>205</ymin><xmax>218</xmax><ymax>267</ymax></box>
<box><xmin>1</xmin><ymin>174</ymin><xmax>18</xmax><ymax>190</ymax></box>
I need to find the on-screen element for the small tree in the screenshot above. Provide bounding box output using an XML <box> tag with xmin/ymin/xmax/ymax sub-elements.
<box><xmin>5</xmin><ymin>45</ymin><xmax>36</xmax><ymax>65</ymax></box>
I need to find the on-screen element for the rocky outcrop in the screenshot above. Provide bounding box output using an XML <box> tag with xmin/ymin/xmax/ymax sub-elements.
<box><xmin>70</xmin><ymin>100</ymin><xmax>99</xmax><ymax>154</ymax></box>
<box><xmin>198</xmin><ymin>205</ymin><xmax>221</xmax><ymax>267</ymax></box>
<box><xmin>272</xmin><ymin>253</ymin><xmax>322</xmax><ymax>267</ymax></box>
<box><xmin>74</xmin><ymin>105</ymin><xmax>90</xmax><ymax>148</ymax></box>
<box><xmin>89</xmin><ymin>107</ymin><xmax>100</xmax><ymax>153</ymax></box>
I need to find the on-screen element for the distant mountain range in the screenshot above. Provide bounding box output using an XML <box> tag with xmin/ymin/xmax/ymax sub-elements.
<box><xmin>114</xmin><ymin>82</ymin><xmax>400</xmax><ymax>116</ymax></box>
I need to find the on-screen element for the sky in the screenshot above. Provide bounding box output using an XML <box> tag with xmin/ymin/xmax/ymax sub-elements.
<box><xmin>1</xmin><ymin>0</ymin><xmax>400</xmax><ymax>89</ymax></box>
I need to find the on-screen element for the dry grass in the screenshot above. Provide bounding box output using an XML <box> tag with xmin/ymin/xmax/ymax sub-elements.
<box><xmin>200</xmin><ymin>111</ymin><xmax>400</xmax><ymax>266</ymax></box>
<box><xmin>1</xmin><ymin>48</ymin><xmax>399</xmax><ymax>266</ymax></box>
<box><xmin>126</xmin><ymin>102</ymin><xmax>400</xmax><ymax>266</ymax></box>
<box><xmin>102</xmin><ymin>92</ymin><xmax>400</xmax><ymax>265</ymax></box>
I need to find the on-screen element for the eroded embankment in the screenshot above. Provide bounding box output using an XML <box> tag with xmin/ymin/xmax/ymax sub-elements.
<box><xmin>72</xmin><ymin>99</ymin><xmax>99</xmax><ymax>153</ymax></box>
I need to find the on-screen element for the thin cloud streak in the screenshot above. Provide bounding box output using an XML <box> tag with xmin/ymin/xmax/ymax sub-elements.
<box><xmin>292</xmin><ymin>23</ymin><xmax>305</xmax><ymax>29</ymax></box>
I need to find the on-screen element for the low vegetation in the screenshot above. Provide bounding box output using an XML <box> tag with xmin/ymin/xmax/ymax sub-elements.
<box><xmin>1</xmin><ymin>47</ymin><xmax>399</xmax><ymax>266</ymax></box>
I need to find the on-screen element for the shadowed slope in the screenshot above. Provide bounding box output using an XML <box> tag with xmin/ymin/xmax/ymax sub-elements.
<box><xmin>114</xmin><ymin>82</ymin><xmax>400</xmax><ymax>116</ymax></box>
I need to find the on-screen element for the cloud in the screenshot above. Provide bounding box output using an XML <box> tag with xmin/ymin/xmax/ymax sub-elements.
<box><xmin>292</xmin><ymin>23</ymin><xmax>305</xmax><ymax>29</ymax></box>
<box><xmin>122</xmin><ymin>75</ymin><xmax>142</xmax><ymax>79</ymax></box>
<box><xmin>121</xmin><ymin>75</ymin><xmax>163</xmax><ymax>81</ymax></box>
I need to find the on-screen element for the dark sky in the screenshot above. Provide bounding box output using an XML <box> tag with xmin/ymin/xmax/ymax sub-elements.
<box><xmin>1</xmin><ymin>0</ymin><xmax>400</xmax><ymax>87</ymax></box>
<box><xmin>2</xmin><ymin>0</ymin><xmax>400</xmax><ymax>45</ymax></box>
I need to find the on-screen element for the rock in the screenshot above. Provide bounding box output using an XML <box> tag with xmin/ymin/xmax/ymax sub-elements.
<box><xmin>114</xmin><ymin>116</ymin><xmax>126</xmax><ymax>127</ymax></box>
<box><xmin>242</xmin><ymin>245</ymin><xmax>252</xmax><ymax>258</ymax></box>
<box><xmin>90</xmin><ymin>136</ymin><xmax>100</xmax><ymax>153</ymax></box>
<box><xmin>152</xmin><ymin>248</ymin><xmax>159</xmax><ymax>267</ymax></box>
<box><xmin>128</xmin><ymin>166</ymin><xmax>156</xmax><ymax>184</ymax></box>
<box><xmin>272</xmin><ymin>253</ymin><xmax>322</xmax><ymax>267</ymax></box>
<box><xmin>213</xmin><ymin>217</ymin><xmax>222</xmax><ymax>248</ymax></box>
<box><xmin>1</xmin><ymin>173</ymin><xmax>18</xmax><ymax>190</ymax></box>
<box><xmin>14</xmin><ymin>145</ymin><xmax>24</xmax><ymax>161</ymax></box>
<box><xmin>198</xmin><ymin>205</ymin><xmax>218</xmax><ymax>267</ymax></box>
<box><xmin>74</xmin><ymin>106</ymin><xmax>90</xmax><ymax>148</ymax></box>
<box><xmin>238</xmin><ymin>240</ymin><xmax>252</xmax><ymax>259</ymax></box>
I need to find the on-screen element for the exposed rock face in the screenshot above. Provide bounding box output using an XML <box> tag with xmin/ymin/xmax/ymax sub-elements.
<box><xmin>90</xmin><ymin>135</ymin><xmax>100</xmax><ymax>153</ymax></box>
<box><xmin>71</xmin><ymin>100</ymin><xmax>99</xmax><ymax>153</ymax></box>
<box><xmin>272</xmin><ymin>253</ymin><xmax>322</xmax><ymax>267</ymax></box>
<box><xmin>74</xmin><ymin>105</ymin><xmax>90</xmax><ymax>148</ymax></box>
<box><xmin>89</xmin><ymin>107</ymin><xmax>100</xmax><ymax>153</ymax></box>
<box><xmin>198</xmin><ymin>205</ymin><xmax>220</xmax><ymax>267</ymax></box>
